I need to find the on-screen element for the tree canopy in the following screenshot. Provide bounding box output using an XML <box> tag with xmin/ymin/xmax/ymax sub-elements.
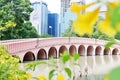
<box><xmin>0</xmin><ymin>0</ymin><xmax>39</xmax><ymax>40</ymax></box>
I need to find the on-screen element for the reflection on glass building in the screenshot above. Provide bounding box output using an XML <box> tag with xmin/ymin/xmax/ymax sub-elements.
<box><xmin>30</xmin><ymin>1</ymin><xmax>48</xmax><ymax>35</ymax></box>
<box><xmin>48</xmin><ymin>13</ymin><xmax>59</xmax><ymax>37</ymax></box>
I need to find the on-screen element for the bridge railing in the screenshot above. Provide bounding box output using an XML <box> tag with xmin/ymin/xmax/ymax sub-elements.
<box><xmin>1</xmin><ymin>37</ymin><xmax>119</xmax><ymax>54</ymax></box>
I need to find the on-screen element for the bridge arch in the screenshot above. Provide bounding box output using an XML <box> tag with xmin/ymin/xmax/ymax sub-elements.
<box><xmin>87</xmin><ymin>45</ymin><xmax>94</xmax><ymax>56</ymax></box>
<box><xmin>78</xmin><ymin>45</ymin><xmax>85</xmax><ymax>56</ymax></box>
<box><xmin>112</xmin><ymin>48</ymin><xmax>119</xmax><ymax>55</ymax></box>
<box><xmin>48</xmin><ymin>47</ymin><xmax>57</xmax><ymax>58</ymax></box>
<box><xmin>23</xmin><ymin>51</ymin><xmax>35</xmax><ymax>62</ymax></box>
<box><xmin>104</xmin><ymin>48</ymin><xmax>110</xmax><ymax>55</ymax></box>
<box><xmin>95</xmin><ymin>46</ymin><xmax>102</xmax><ymax>55</ymax></box>
<box><xmin>37</xmin><ymin>49</ymin><xmax>47</xmax><ymax>60</ymax></box>
<box><xmin>59</xmin><ymin>45</ymin><xmax>67</xmax><ymax>57</ymax></box>
<box><xmin>69</xmin><ymin>45</ymin><xmax>76</xmax><ymax>56</ymax></box>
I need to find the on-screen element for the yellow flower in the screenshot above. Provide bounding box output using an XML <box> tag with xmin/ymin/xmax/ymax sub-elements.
<box><xmin>56</xmin><ymin>74</ymin><xmax>65</xmax><ymax>80</ymax></box>
<box><xmin>104</xmin><ymin>73</ymin><xmax>109</xmax><ymax>80</ymax></box>
<box><xmin>27</xmin><ymin>73</ymin><xmax>32</xmax><ymax>78</ymax></box>
<box><xmin>0</xmin><ymin>48</ymin><xmax>4</xmax><ymax>52</ymax></box>
<box><xmin>98</xmin><ymin>12</ymin><xmax>116</xmax><ymax>37</ymax></box>
<box><xmin>23</xmin><ymin>73</ymin><xmax>32</xmax><ymax>80</ymax></box>
<box><xmin>70</xmin><ymin>2</ymin><xmax>96</xmax><ymax>13</ymax></box>
<box><xmin>20</xmin><ymin>75</ymin><xmax>27</xmax><ymax>79</ymax></box>
<box><xmin>13</xmin><ymin>23</ymin><xmax>16</xmax><ymax>27</ymax></box>
<box><xmin>38</xmin><ymin>75</ymin><xmax>46</xmax><ymax>80</ymax></box>
<box><xmin>109</xmin><ymin>2</ymin><xmax>120</xmax><ymax>8</ymax></box>
<box><xmin>72</xmin><ymin>8</ymin><xmax>100</xmax><ymax>36</ymax></box>
<box><xmin>0</xmin><ymin>26</ymin><xmax>4</xmax><ymax>30</ymax></box>
<box><xmin>5</xmin><ymin>21</ymin><xmax>16</xmax><ymax>27</ymax></box>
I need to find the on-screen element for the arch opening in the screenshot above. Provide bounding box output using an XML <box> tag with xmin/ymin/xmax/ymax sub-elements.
<box><xmin>59</xmin><ymin>45</ymin><xmax>67</xmax><ymax>57</ymax></box>
<box><xmin>95</xmin><ymin>46</ymin><xmax>102</xmax><ymax>55</ymax></box>
<box><xmin>69</xmin><ymin>45</ymin><xmax>76</xmax><ymax>56</ymax></box>
<box><xmin>112</xmin><ymin>48</ymin><xmax>119</xmax><ymax>55</ymax></box>
<box><xmin>37</xmin><ymin>49</ymin><xmax>47</xmax><ymax>60</ymax></box>
<box><xmin>48</xmin><ymin>47</ymin><xmax>57</xmax><ymax>58</ymax></box>
<box><xmin>23</xmin><ymin>52</ymin><xmax>35</xmax><ymax>62</ymax></box>
<box><xmin>87</xmin><ymin>46</ymin><xmax>94</xmax><ymax>56</ymax></box>
<box><xmin>104</xmin><ymin>48</ymin><xmax>110</xmax><ymax>55</ymax></box>
<box><xmin>78</xmin><ymin>45</ymin><xmax>85</xmax><ymax>56</ymax></box>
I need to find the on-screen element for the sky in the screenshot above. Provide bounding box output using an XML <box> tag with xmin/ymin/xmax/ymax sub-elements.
<box><xmin>30</xmin><ymin>0</ymin><xmax>60</xmax><ymax>14</ymax></box>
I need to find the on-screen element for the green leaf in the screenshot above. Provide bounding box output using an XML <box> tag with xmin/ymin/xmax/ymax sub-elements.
<box><xmin>25</xmin><ymin>61</ymin><xmax>47</xmax><ymax>71</ymax></box>
<box><xmin>61</xmin><ymin>51</ymin><xmax>71</xmax><ymax>64</ymax></box>
<box><xmin>110</xmin><ymin>6</ymin><xmax>120</xmax><ymax>28</ymax></box>
<box><xmin>110</xmin><ymin>67</ymin><xmax>120</xmax><ymax>80</ymax></box>
<box><xmin>64</xmin><ymin>68</ymin><xmax>72</xmax><ymax>78</ymax></box>
<box><xmin>104</xmin><ymin>40</ymin><xmax>116</xmax><ymax>49</ymax></box>
<box><xmin>73</xmin><ymin>53</ymin><xmax>80</xmax><ymax>61</ymax></box>
<box><xmin>49</xmin><ymin>56</ymin><xmax>57</xmax><ymax>64</ymax></box>
<box><xmin>97</xmin><ymin>0</ymin><xmax>101</xmax><ymax>2</ymax></box>
<box><xmin>49</xmin><ymin>69</ymin><xmax>55</xmax><ymax>80</ymax></box>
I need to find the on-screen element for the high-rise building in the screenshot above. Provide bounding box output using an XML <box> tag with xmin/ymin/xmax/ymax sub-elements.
<box><xmin>48</xmin><ymin>13</ymin><xmax>59</xmax><ymax>37</ymax></box>
<box><xmin>61</xmin><ymin>0</ymin><xmax>71</xmax><ymax>16</ymax></box>
<box><xmin>60</xmin><ymin>0</ymin><xmax>71</xmax><ymax>36</ymax></box>
<box><xmin>30</xmin><ymin>1</ymin><xmax>48</xmax><ymax>35</ymax></box>
<box><xmin>60</xmin><ymin>0</ymin><xmax>81</xmax><ymax>36</ymax></box>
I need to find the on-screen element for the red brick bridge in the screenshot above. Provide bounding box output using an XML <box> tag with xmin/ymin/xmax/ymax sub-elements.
<box><xmin>1</xmin><ymin>37</ymin><xmax>120</xmax><ymax>62</ymax></box>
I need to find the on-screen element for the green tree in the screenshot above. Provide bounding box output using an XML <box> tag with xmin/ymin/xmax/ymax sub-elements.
<box><xmin>115</xmin><ymin>32</ymin><xmax>120</xmax><ymax>40</ymax></box>
<box><xmin>39</xmin><ymin>34</ymin><xmax>53</xmax><ymax>38</ymax></box>
<box><xmin>90</xmin><ymin>30</ymin><xmax>114</xmax><ymax>40</ymax></box>
<box><xmin>0</xmin><ymin>0</ymin><xmax>39</xmax><ymax>40</ymax></box>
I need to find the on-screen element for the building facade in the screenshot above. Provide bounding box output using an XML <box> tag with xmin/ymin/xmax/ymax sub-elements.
<box><xmin>30</xmin><ymin>1</ymin><xmax>48</xmax><ymax>35</ymax></box>
<box><xmin>60</xmin><ymin>0</ymin><xmax>81</xmax><ymax>36</ymax></box>
<box><xmin>48</xmin><ymin>13</ymin><xmax>59</xmax><ymax>37</ymax></box>
<box><xmin>61</xmin><ymin>0</ymin><xmax>71</xmax><ymax>16</ymax></box>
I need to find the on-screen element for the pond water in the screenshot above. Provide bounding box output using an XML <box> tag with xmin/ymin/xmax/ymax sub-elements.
<box><xmin>20</xmin><ymin>55</ymin><xmax>120</xmax><ymax>80</ymax></box>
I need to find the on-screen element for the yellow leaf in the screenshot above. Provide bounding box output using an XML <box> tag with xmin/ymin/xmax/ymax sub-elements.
<box><xmin>98</xmin><ymin>12</ymin><xmax>116</xmax><ymax>37</ymax></box>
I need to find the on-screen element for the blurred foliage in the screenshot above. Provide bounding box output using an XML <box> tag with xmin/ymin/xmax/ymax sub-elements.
<box><xmin>39</xmin><ymin>34</ymin><xmax>53</xmax><ymax>38</ymax></box>
<box><xmin>0</xmin><ymin>45</ymin><xmax>32</xmax><ymax>80</ymax></box>
<box><xmin>104</xmin><ymin>40</ymin><xmax>116</xmax><ymax>49</ymax></box>
<box><xmin>104</xmin><ymin>67</ymin><xmax>120</xmax><ymax>80</ymax></box>
<box><xmin>115</xmin><ymin>32</ymin><xmax>120</xmax><ymax>40</ymax></box>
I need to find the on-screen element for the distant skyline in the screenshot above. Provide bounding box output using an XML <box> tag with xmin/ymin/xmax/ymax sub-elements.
<box><xmin>29</xmin><ymin>0</ymin><xmax>115</xmax><ymax>14</ymax></box>
<box><xmin>30</xmin><ymin>0</ymin><xmax>60</xmax><ymax>14</ymax></box>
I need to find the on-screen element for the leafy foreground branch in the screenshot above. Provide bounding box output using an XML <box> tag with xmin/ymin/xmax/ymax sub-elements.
<box><xmin>0</xmin><ymin>45</ymin><xmax>32</xmax><ymax>80</ymax></box>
